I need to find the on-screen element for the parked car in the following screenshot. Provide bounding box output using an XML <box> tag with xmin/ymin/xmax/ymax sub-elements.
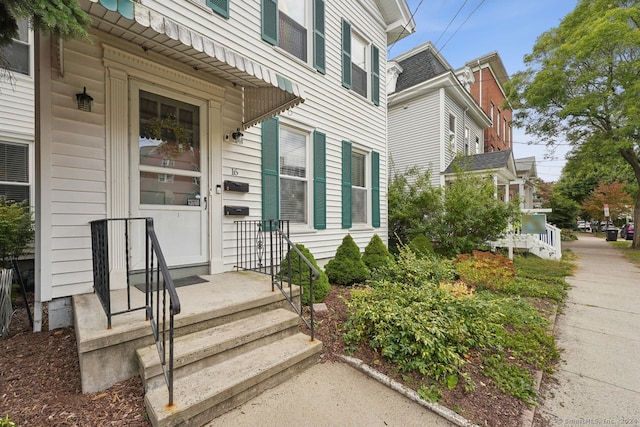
<box><xmin>577</xmin><ymin>221</ymin><xmax>591</xmax><ymax>232</ymax></box>
<box><xmin>620</xmin><ymin>223</ymin><xmax>634</xmax><ymax>240</ymax></box>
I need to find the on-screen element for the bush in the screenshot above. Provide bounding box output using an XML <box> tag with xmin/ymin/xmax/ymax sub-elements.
<box><xmin>280</xmin><ymin>244</ymin><xmax>330</xmax><ymax>304</ymax></box>
<box><xmin>377</xmin><ymin>246</ymin><xmax>456</xmax><ymax>287</ymax></box>
<box><xmin>455</xmin><ymin>251</ymin><xmax>515</xmax><ymax>291</ymax></box>
<box><xmin>0</xmin><ymin>198</ymin><xmax>34</xmax><ymax>268</ymax></box>
<box><xmin>408</xmin><ymin>234</ymin><xmax>433</xmax><ymax>257</ymax></box>
<box><xmin>362</xmin><ymin>234</ymin><xmax>393</xmax><ymax>272</ymax></box>
<box><xmin>325</xmin><ymin>235</ymin><xmax>369</xmax><ymax>285</ymax></box>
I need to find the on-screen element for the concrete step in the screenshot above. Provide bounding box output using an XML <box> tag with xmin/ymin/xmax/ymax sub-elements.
<box><xmin>136</xmin><ymin>308</ymin><xmax>300</xmax><ymax>391</ymax></box>
<box><xmin>145</xmin><ymin>332</ymin><xmax>322</xmax><ymax>427</ymax></box>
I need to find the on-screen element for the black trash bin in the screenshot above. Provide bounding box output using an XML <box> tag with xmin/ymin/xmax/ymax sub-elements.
<box><xmin>606</xmin><ymin>228</ymin><xmax>618</xmax><ymax>241</ymax></box>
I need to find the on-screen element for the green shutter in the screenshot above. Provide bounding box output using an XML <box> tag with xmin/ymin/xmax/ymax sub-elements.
<box><xmin>261</xmin><ymin>0</ymin><xmax>278</xmax><ymax>45</ymax></box>
<box><xmin>371</xmin><ymin>151</ymin><xmax>380</xmax><ymax>228</ymax></box>
<box><xmin>341</xmin><ymin>140</ymin><xmax>352</xmax><ymax>228</ymax></box>
<box><xmin>313</xmin><ymin>0</ymin><xmax>326</xmax><ymax>74</ymax></box>
<box><xmin>206</xmin><ymin>0</ymin><xmax>229</xmax><ymax>18</ymax></box>
<box><xmin>262</xmin><ymin>118</ymin><xmax>279</xmax><ymax>223</ymax></box>
<box><xmin>371</xmin><ymin>44</ymin><xmax>380</xmax><ymax>106</ymax></box>
<box><xmin>341</xmin><ymin>19</ymin><xmax>352</xmax><ymax>89</ymax></box>
<box><xmin>313</xmin><ymin>131</ymin><xmax>326</xmax><ymax>229</ymax></box>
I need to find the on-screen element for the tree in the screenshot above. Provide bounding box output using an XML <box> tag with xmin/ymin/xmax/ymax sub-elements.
<box><xmin>1</xmin><ymin>0</ymin><xmax>90</xmax><ymax>77</ymax></box>
<box><xmin>581</xmin><ymin>181</ymin><xmax>633</xmax><ymax>223</ymax></box>
<box><xmin>546</xmin><ymin>191</ymin><xmax>580</xmax><ymax>229</ymax></box>
<box><xmin>387</xmin><ymin>166</ymin><xmax>440</xmax><ymax>253</ymax></box>
<box><xmin>506</xmin><ymin>0</ymin><xmax>640</xmax><ymax>246</ymax></box>
<box><xmin>426</xmin><ymin>171</ymin><xmax>521</xmax><ymax>258</ymax></box>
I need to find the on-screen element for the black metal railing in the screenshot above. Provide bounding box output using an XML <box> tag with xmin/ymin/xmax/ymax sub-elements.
<box><xmin>90</xmin><ymin>217</ymin><xmax>180</xmax><ymax>406</ymax></box>
<box><xmin>235</xmin><ymin>219</ymin><xmax>319</xmax><ymax>340</ymax></box>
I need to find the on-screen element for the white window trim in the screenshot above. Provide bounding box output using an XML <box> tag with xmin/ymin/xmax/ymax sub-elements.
<box><xmin>0</xmin><ymin>138</ymin><xmax>33</xmax><ymax>204</ymax></box>
<box><xmin>275</xmin><ymin>0</ymin><xmax>313</xmax><ymax>67</ymax></box>
<box><xmin>350</xmin><ymin>146</ymin><xmax>370</xmax><ymax>227</ymax></box>
<box><xmin>5</xmin><ymin>20</ymin><xmax>34</xmax><ymax>78</ymax></box>
<box><xmin>448</xmin><ymin>113</ymin><xmax>457</xmax><ymax>152</ymax></box>
<box><xmin>278</xmin><ymin>120</ymin><xmax>313</xmax><ymax>230</ymax></box>
<box><xmin>350</xmin><ymin>28</ymin><xmax>371</xmax><ymax>99</ymax></box>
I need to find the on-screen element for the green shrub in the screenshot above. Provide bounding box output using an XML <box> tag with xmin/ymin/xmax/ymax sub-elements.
<box><xmin>325</xmin><ymin>234</ymin><xmax>369</xmax><ymax>285</ymax></box>
<box><xmin>280</xmin><ymin>244</ymin><xmax>330</xmax><ymax>304</ymax></box>
<box><xmin>408</xmin><ymin>234</ymin><xmax>433</xmax><ymax>258</ymax></box>
<box><xmin>362</xmin><ymin>234</ymin><xmax>393</xmax><ymax>272</ymax></box>
<box><xmin>377</xmin><ymin>246</ymin><xmax>455</xmax><ymax>286</ymax></box>
<box><xmin>0</xmin><ymin>414</ymin><xmax>16</xmax><ymax>427</ymax></box>
<box><xmin>0</xmin><ymin>198</ymin><xmax>34</xmax><ymax>268</ymax></box>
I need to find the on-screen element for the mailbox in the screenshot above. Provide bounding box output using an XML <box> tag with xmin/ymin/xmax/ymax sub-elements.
<box><xmin>224</xmin><ymin>180</ymin><xmax>249</xmax><ymax>193</ymax></box>
<box><xmin>224</xmin><ymin>205</ymin><xmax>249</xmax><ymax>216</ymax></box>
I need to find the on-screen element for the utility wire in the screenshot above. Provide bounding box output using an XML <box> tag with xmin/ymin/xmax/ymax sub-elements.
<box><xmin>438</xmin><ymin>0</ymin><xmax>485</xmax><ymax>52</ymax></box>
<box><xmin>433</xmin><ymin>0</ymin><xmax>469</xmax><ymax>49</ymax></box>
<box><xmin>387</xmin><ymin>0</ymin><xmax>426</xmax><ymax>57</ymax></box>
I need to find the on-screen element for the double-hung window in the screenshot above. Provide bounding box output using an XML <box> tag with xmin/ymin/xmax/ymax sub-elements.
<box><xmin>341</xmin><ymin>19</ymin><xmax>380</xmax><ymax>105</ymax></box>
<box><xmin>448</xmin><ymin>114</ymin><xmax>456</xmax><ymax>151</ymax></box>
<box><xmin>262</xmin><ymin>0</ymin><xmax>326</xmax><ymax>73</ymax></box>
<box><xmin>262</xmin><ymin>118</ymin><xmax>326</xmax><ymax>229</ymax></box>
<box><xmin>0</xmin><ymin>141</ymin><xmax>31</xmax><ymax>203</ymax></box>
<box><xmin>1</xmin><ymin>19</ymin><xmax>30</xmax><ymax>75</ymax></box>
<box><xmin>341</xmin><ymin>141</ymin><xmax>380</xmax><ymax>228</ymax></box>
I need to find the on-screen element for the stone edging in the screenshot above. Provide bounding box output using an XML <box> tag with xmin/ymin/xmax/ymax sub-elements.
<box><xmin>340</xmin><ymin>355</ymin><xmax>480</xmax><ymax>427</ymax></box>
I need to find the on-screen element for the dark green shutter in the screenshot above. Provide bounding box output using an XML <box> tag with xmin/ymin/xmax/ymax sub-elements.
<box><xmin>371</xmin><ymin>45</ymin><xmax>380</xmax><ymax>106</ymax></box>
<box><xmin>341</xmin><ymin>19</ymin><xmax>352</xmax><ymax>89</ymax></box>
<box><xmin>313</xmin><ymin>131</ymin><xmax>326</xmax><ymax>229</ymax></box>
<box><xmin>206</xmin><ymin>0</ymin><xmax>229</xmax><ymax>18</ymax></box>
<box><xmin>262</xmin><ymin>118</ymin><xmax>279</xmax><ymax>223</ymax></box>
<box><xmin>371</xmin><ymin>151</ymin><xmax>380</xmax><ymax>228</ymax></box>
<box><xmin>341</xmin><ymin>140</ymin><xmax>352</xmax><ymax>228</ymax></box>
<box><xmin>261</xmin><ymin>0</ymin><xmax>278</xmax><ymax>45</ymax></box>
<box><xmin>313</xmin><ymin>0</ymin><xmax>326</xmax><ymax>74</ymax></box>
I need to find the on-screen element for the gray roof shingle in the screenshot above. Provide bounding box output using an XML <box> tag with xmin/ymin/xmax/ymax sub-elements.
<box><xmin>394</xmin><ymin>48</ymin><xmax>448</xmax><ymax>93</ymax></box>
<box><xmin>443</xmin><ymin>150</ymin><xmax>513</xmax><ymax>174</ymax></box>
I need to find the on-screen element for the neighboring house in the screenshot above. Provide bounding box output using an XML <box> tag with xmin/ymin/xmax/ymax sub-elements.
<box><xmin>464</xmin><ymin>52</ymin><xmax>513</xmax><ymax>153</ymax></box>
<box><xmin>0</xmin><ymin>18</ymin><xmax>34</xmax><ymax>207</ymax></box>
<box><xmin>442</xmin><ymin>149</ymin><xmax>518</xmax><ymax>203</ymax></box>
<box><xmin>513</xmin><ymin>156</ymin><xmax>538</xmax><ymax>209</ymax></box>
<box><xmin>33</xmin><ymin>0</ymin><xmax>415</xmax><ymax>330</ymax></box>
<box><xmin>387</xmin><ymin>42</ymin><xmax>490</xmax><ymax>188</ymax></box>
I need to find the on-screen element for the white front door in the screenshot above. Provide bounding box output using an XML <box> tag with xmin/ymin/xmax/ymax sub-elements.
<box><xmin>129</xmin><ymin>83</ymin><xmax>209</xmax><ymax>269</ymax></box>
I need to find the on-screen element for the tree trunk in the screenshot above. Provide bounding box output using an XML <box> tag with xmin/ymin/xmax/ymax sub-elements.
<box><xmin>620</xmin><ymin>148</ymin><xmax>640</xmax><ymax>249</ymax></box>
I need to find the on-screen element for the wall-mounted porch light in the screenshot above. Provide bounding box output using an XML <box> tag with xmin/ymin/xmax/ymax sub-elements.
<box><xmin>231</xmin><ymin>128</ymin><xmax>244</xmax><ymax>144</ymax></box>
<box><xmin>76</xmin><ymin>87</ymin><xmax>93</xmax><ymax>112</ymax></box>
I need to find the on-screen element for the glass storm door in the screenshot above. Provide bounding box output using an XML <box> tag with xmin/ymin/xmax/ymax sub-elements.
<box><xmin>130</xmin><ymin>86</ymin><xmax>209</xmax><ymax>269</ymax></box>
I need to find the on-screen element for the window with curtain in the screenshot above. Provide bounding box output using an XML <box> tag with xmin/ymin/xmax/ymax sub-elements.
<box><xmin>280</xmin><ymin>126</ymin><xmax>307</xmax><ymax>223</ymax></box>
<box><xmin>351</xmin><ymin>151</ymin><xmax>367</xmax><ymax>224</ymax></box>
<box><xmin>0</xmin><ymin>142</ymin><xmax>30</xmax><ymax>203</ymax></box>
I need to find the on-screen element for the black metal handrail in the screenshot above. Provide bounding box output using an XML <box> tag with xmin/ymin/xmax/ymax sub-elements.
<box><xmin>90</xmin><ymin>217</ymin><xmax>180</xmax><ymax>406</ymax></box>
<box><xmin>234</xmin><ymin>219</ymin><xmax>319</xmax><ymax>340</ymax></box>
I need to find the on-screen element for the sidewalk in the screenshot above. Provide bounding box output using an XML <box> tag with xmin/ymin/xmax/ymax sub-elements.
<box><xmin>534</xmin><ymin>233</ymin><xmax>640</xmax><ymax>424</ymax></box>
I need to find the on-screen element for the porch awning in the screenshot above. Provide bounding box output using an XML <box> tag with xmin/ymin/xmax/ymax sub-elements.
<box><xmin>87</xmin><ymin>0</ymin><xmax>304</xmax><ymax>129</ymax></box>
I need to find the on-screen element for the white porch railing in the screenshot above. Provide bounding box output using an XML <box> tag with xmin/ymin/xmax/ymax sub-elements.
<box><xmin>493</xmin><ymin>222</ymin><xmax>562</xmax><ymax>260</ymax></box>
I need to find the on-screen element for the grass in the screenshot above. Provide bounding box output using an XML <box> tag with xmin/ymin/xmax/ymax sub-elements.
<box><xmin>609</xmin><ymin>240</ymin><xmax>640</xmax><ymax>265</ymax></box>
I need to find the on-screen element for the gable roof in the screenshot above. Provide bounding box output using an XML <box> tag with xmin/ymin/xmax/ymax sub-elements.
<box><xmin>465</xmin><ymin>51</ymin><xmax>510</xmax><ymax>86</ymax></box>
<box><xmin>392</xmin><ymin>43</ymin><xmax>449</xmax><ymax>93</ymax></box>
<box><xmin>443</xmin><ymin>150</ymin><xmax>513</xmax><ymax>174</ymax></box>
<box><xmin>515</xmin><ymin>156</ymin><xmax>538</xmax><ymax>178</ymax></box>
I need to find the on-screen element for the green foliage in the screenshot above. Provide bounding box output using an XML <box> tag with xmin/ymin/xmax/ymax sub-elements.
<box><xmin>280</xmin><ymin>244</ymin><xmax>330</xmax><ymax>304</ymax></box>
<box><xmin>387</xmin><ymin>166</ymin><xmax>440</xmax><ymax>254</ymax></box>
<box><xmin>362</xmin><ymin>234</ymin><xmax>393</xmax><ymax>273</ymax></box>
<box><xmin>325</xmin><ymin>235</ymin><xmax>369</xmax><ymax>286</ymax></box>
<box><xmin>407</xmin><ymin>234</ymin><xmax>433</xmax><ymax>257</ymax></box>
<box><xmin>0</xmin><ymin>0</ymin><xmax>90</xmax><ymax>48</ymax></box>
<box><xmin>455</xmin><ymin>251</ymin><xmax>515</xmax><ymax>292</ymax></box>
<box><xmin>0</xmin><ymin>198</ymin><xmax>34</xmax><ymax>268</ymax></box>
<box><xmin>377</xmin><ymin>246</ymin><xmax>456</xmax><ymax>286</ymax></box>
<box><xmin>426</xmin><ymin>170</ymin><xmax>521</xmax><ymax>258</ymax></box>
<box><xmin>344</xmin><ymin>251</ymin><xmax>569</xmax><ymax>403</ymax></box>
<box><xmin>0</xmin><ymin>414</ymin><xmax>15</xmax><ymax>427</ymax></box>
<box><xmin>546</xmin><ymin>191</ymin><xmax>581</xmax><ymax>230</ymax></box>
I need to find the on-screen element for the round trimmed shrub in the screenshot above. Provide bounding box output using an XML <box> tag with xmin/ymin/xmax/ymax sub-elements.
<box><xmin>280</xmin><ymin>244</ymin><xmax>330</xmax><ymax>304</ymax></box>
<box><xmin>325</xmin><ymin>234</ymin><xmax>370</xmax><ymax>286</ymax></box>
<box><xmin>362</xmin><ymin>234</ymin><xmax>393</xmax><ymax>272</ymax></box>
<box><xmin>408</xmin><ymin>234</ymin><xmax>434</xmax><ymax>258</ymax></box>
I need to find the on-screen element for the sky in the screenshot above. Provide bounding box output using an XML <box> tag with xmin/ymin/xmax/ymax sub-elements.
<box><xmin>389</xmin><ymin>0</ymin><xmax>580</xmax><ymax>182</ymax></box>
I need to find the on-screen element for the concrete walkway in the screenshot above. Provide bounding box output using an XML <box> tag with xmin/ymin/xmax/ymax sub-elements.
<box><xmin>535</xmin><ymin>233</ymin><xmax>640</xmax><ymax>425</ymax></box>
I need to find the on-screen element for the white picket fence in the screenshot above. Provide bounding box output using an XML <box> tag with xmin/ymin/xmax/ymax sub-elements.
<box><xmin>492</xmin><ymin>222</ymin><xmax>562</xmax><ymax>260</ymax></box>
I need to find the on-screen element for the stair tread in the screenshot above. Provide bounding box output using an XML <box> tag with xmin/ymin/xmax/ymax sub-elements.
<box><xmin>137</xmin><ymin>308</ymin><xmax>299</xmax><ymax>369</ymax></box>
<box><xmin>146</xmin><ymin>333</ymin><xmax>321</xmax><ymax>420</ymax></box>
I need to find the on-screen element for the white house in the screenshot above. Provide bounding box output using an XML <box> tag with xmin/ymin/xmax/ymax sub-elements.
<box><xmin>0</xmin><ymin>18</ymin><xmax>35</xmax><ymax>219</ymax></box>
<box><xmin>387</xmin><ymin>42</ymin><xmax>491</xmax><ymax>187</ymax></box>
<box><xmin>33</xmin><ymin>0</ymin><xmax>415</xmax><ymax>330</ymax></box>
